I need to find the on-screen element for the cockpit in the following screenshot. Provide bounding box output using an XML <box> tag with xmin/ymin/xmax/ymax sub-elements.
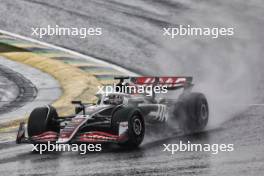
<box><xmin>97</xmin><ymin>93</ymin><xmax>127</xmax><ymax>105</ymax></box>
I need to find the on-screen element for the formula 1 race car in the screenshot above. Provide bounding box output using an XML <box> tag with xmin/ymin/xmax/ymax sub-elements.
<box><xmin>16</xmin><ymin>76</ymin><xmax>209</xmax><ymax>148</ymax></box>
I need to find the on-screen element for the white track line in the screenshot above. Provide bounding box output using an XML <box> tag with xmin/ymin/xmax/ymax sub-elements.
<box><xmin>0</xmin><ymin>29</ymin><xmax>138</xmax><ymax>76</ymax></box>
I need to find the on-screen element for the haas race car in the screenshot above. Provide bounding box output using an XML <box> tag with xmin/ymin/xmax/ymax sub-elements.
<box><xmin>16</xmin><ymin>76</ymin><xmax>209</xmax><ymax>148</ymax></box>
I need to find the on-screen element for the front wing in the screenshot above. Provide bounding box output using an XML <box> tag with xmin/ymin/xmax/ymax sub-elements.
<box><xmin>16</xmin><ymin>122</ymin><xmax>129</xmax><ymax>144</ymax></box>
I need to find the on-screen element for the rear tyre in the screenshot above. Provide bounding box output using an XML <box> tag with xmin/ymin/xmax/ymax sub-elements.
<box><xmin>27</xmin><ymin>105</ymin><xmax>59</xmax><ymax>137</ymax></box>
<box><xmin>120</xmin><ymin>114</ymin><xmax>145</xmax><ymax>148</ymax></box>
<box><xmin>174</xmin><ymin>92</ymin><xmax>209</xmax><ymax>132</ymax></box>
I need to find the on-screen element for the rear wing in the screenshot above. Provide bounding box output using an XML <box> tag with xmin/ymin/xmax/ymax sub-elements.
<box><xmin>115</xmin><ymin>76</ymin><xmax>193</xmax><ymax>90</ymax></box>
<box><xmin>129</xmin><ymin>77</ymin><xmax>193</xmax><ymax>90</ymax></box>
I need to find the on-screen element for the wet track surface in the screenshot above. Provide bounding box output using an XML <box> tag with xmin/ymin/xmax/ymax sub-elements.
<box><xmin>0</xmin><ymin>0</ymin><xmax>264</xmax><ymax>175</ymax></box>
<box><xmin>0</xmin><ymin>66</ymin><xmax>19</xmax><ymax>109</ymax></box>
<box><xmin>1</xmin><ymin>107</ymin><xmax>264</xmax><ymax>176</ymax></box>
<box><xmin>0</xmin><ymin>64</ymin><xmax>37</xmax><ymax>115</ymax></box>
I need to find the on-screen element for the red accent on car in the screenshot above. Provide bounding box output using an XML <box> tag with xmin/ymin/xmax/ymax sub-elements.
<box><xmin>76</xmin><ymin>131</ymin><xmax>127</xmax><ymax>143</ymax></box>
<box><xmin>59</xmin><ymin>117</ymin><xmax>86</xmax><ymax>139</ymax></box>
<box><xmin>31</xmin><ymin>131</ymin><xmax>58</xmax><ymax>142</ymax></box>
<box><xmin>131</xmin><ymin>77</ymin><xmax>192</xmax><ymax>87</ymax></box>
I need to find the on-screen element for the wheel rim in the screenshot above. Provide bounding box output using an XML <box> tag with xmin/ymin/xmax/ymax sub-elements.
<box><xmin>133</xmin><ymin>118</ymin><xmax>142</xmax><ymax>135</ymax></box>
<box><xmin>200</xmin><ymin>104</ymin><xmax>208</xmax><ymax>120</ymax></box>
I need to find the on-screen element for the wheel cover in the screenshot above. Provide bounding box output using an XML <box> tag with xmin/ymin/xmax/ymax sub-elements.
<box><xmin>133</xmin><ymin>118</ymin><xmax>142</xmax><ymax>135</ymax></box>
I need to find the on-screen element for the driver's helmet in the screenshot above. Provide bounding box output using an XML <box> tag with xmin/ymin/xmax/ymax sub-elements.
<box><xmin>108</xmin><ymin>94</ymin><xmax>123</xmax><ymax>105</ymax></box>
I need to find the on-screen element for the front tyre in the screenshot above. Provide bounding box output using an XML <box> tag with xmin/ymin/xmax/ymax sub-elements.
<box><xmin>27</xmin><ymin>105</ymin><xmax>59</xmax><ymax>137</ymax></box>
<box><xmin>120</xmin><ymin>114</ymin><xmax>145</xmax><ymax>148</ymax></box>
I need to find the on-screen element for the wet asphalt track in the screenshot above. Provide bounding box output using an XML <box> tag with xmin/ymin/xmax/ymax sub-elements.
<box><xmin>0</xmin><ymin>0</ymin><xmax>264</xmax><ymax>175</ymax></box>
<box><xmin>0</xmin><ymin>67</ymin><xmax>19</xmax><ymax>109</ymax></box>
<box><xmin>0</xmin><ymin>64</ymin><xmax>37</xmax><ymax>115</ymax></box>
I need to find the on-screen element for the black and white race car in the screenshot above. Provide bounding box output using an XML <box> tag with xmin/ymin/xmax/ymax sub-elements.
<box><xmin>16</xmin><ymin>77</ymin><xmax>209</xmax><ymax>148</ymax></box>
